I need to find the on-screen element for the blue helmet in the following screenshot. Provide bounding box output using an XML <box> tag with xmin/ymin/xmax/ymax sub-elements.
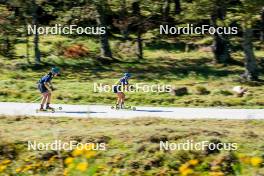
<box><xmin>124</xmin><ymin>73</ymin><xmax>131</xmax><ymax>78</ymax></box>
<box><xmin>51</xmin><ymin>67</ymin><xmax>60</xmax><ymax>74</ymax></box>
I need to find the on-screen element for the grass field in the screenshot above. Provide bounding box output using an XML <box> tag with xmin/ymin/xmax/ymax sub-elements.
<box><xmin>0</xmin><ymin>35</ymin><xmax>263</xmax><ymax>108</ymax></box>
<box><xmin>0</xmin><ymin>115</ymin><xmax>264</xmax><ymax>175</ymax></box>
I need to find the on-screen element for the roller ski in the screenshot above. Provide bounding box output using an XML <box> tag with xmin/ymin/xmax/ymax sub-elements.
<box><xmin>36</xmin><ymin>106</ymin><xmax>62</xmax><ymax>113</ymax></box>
<box><xmin>111</xmin><ymin>104</ymin><xmax>136</xmax><ymax>111</ymax></box>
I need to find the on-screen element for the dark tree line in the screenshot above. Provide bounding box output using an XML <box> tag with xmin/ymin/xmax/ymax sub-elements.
<box><xmin>0</xmin><ymin>0</ymin><xmax>263</xmax><ymax>81</ymax></box>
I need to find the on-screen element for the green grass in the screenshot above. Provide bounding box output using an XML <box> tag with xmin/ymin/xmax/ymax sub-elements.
<box><xmin>0</xmin><ymin>116</ymin><xmax>264</xmax><ymax>175</ymax></box>
<box><xmin>0</xmin><ymin>35</ymin><xmax>263</xmax><ymax>108</ymax></box>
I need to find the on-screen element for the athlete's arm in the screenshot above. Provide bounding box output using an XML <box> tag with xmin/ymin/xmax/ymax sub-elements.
<box><xmin>49</xmin><ymin>82</ymin><xmax>55</xmax><ymax>90</ymax></box>
<box><xmin>124</xmin><ymin>84</ymin><xmax>129</xmax><ymax>91</ymax></box>
<box><xmin>124</xmin><ymin>79</ymin><xmax>129</xmax><ymax>91</ymax></box>
<box><xmin>44</xmin><ymin>82</ymin><xmax>52</xmax><ymax>92</ymax></box>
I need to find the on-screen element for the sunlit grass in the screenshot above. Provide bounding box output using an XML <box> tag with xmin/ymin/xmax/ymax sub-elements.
<box><xmin>0</xmin><ymin>116</ymin><xmax>264</xmax><ymax>175</ymax></box>
<box><xmin>0</xmin><ymin>36</ymin><xmax>263</xmax><ymax>107</ymax></box>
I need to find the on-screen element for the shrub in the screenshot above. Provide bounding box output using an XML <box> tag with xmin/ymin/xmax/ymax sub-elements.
<box><xmin>213</xmin><ymin>89</ymin><xmax>233</xmax><ymax>96</ymax></box>
<box><xmin>195</xmin><ymin>86</ymin><xmax>210</xmax><ymax>95</ymax></box>
<box><xmin>63</xmin><ymin>44</ymin><xmax>89</xmax><ymax>58</ymax></box>
<box><xmin>170</xmin><ymin>87</ymin><xmax>188</xmax><ymax>96</ymax></box>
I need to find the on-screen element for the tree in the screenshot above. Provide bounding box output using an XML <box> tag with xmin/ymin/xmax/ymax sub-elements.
<box><xmin>32</xmin><ymin>0</ymin><xmax>41</xmax><ymax>64</ymax></box>
<box><xmin>260</xmin><ymin>7</ymin><xmax>264</xmax><ymax>41</ymax></box>
<box><xmin>94</xmin><ymin>0</ymin><xmax>112</xmax><ymax>58</ymax></box>
<box><xmin>52</xmin><ymin>0</ymin><xmax>113</xmax><ymax>59</ymax></box>
<box><xmin>242</xmin><ymin>28</ymin><xmax>258</xmax><ymax>80</ymax></box>
<box><xmin>229</xmin><ymin>0</ymin><xmax>264</xmax><ymax>80</ymax></box>
<box><xmin>119</xmin><ymin>0</ymin><xmax>129</xmax><ymax>40</ymax></box>
<box><xmin>132</xmin><ymin>0</ymin><xmax>143</xmax><ymax>59</ymax></box>
<box><xmin>162</xmin><ymin>0</ymin><xmax>171</xmax><ymax>21</ymax></box>
<box><xmin>186</xmin><ymin>0</ymin><xmax>232</xmax><ymax>64</ymax></box>
<box><xmin>174</xmin><ymin>0</ymin><xmax>181</xmax><ymax>14</ymax></box>
<box><xmin>4</xmin><ymin>0</ymin><xmax>45</xmax><ymax>64</ymax></box>
<box><xmin>0</xmin><ymin>5</ymin><xmax>16</xmax><ymax>58</ymax></box>
<box><xmin>210</xmin><ymin>0</ymin><xmax>231</xmax><ymax>64</ymax></box>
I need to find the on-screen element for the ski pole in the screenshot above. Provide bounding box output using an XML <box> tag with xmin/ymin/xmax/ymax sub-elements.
<box><xmin>17</xmin><ymin>96</ymin><xmax>43</xmax><ymax>113</ymax></box>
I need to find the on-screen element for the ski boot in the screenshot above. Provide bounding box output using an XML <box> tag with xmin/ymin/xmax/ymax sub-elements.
<box><xmin>46</xmin><ymin>103</ymin><xmax>55</xmax><ymax>112</ymax></box>
<box><xmin>111</xmin><ymin>104</ymin><xmax>120</xmax><ymax>110</ymax></box>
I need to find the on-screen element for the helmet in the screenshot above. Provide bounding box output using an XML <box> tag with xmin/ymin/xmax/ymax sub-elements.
<box><xmin>124</xmin><ymin>73</ymin><xmax>131</xmax><ymax>78</ymax></box>
<box><xmin>51</xmin><ymin>67</ymin><xmax>60</xmax><ymax>74</ymax></box>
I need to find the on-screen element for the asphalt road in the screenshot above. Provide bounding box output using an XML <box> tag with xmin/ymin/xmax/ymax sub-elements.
<box><xmin>0</xmin><ymin>102</ymin><xmax>263</xmax><ymax>119</ymax></box>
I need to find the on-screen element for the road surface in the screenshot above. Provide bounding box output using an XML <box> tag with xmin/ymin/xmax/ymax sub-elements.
<box><xmin>0</xmin><ymin>102</ymin><xmax>263</xmax><ymax>119</ymax></box>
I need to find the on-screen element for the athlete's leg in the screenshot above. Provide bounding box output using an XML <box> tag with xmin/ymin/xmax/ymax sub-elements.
<box><xmin>39</xmin><ymin>83</ymin><xmax>48</xmax><ymax>110</ymax></box>
<box><xmin>120</xmin><ymin>92</ymin><xmax>125</xmax><ymax>108</ymax></box>
<box><xmin>116</xmin><ymin>92</ymin><xmax>122</xmax><ymax>108</ymax></box>
<box><xmin>46</xmin><ymin>92</ymin><xmax>52</xmax><ymax>109</ymax></box>
<box><xmin>40</xmin><ymin>93</ymin><xmax>48</xmax><ymax>110</ymax></box>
